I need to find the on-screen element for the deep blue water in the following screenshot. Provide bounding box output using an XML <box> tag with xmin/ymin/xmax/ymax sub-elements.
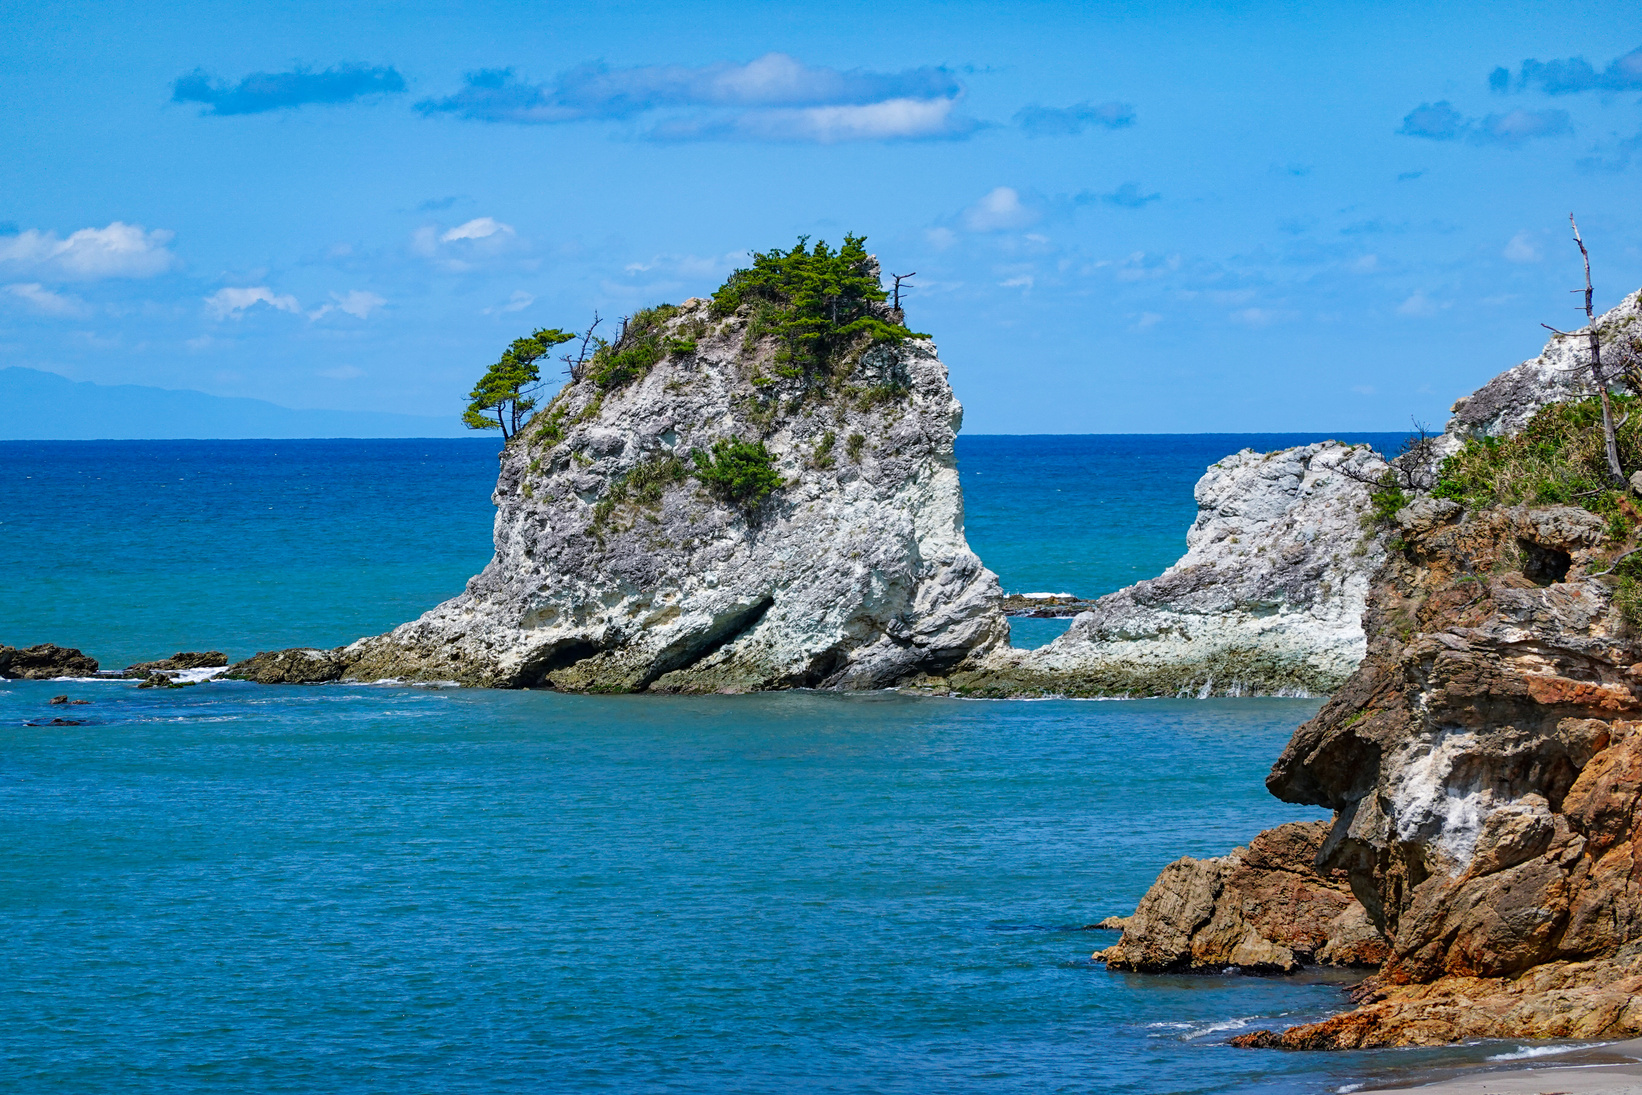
<box><xmin>2</xmin><ymin>433</ymin><xmax>1536</xmax><ymax>1095</ymax></box>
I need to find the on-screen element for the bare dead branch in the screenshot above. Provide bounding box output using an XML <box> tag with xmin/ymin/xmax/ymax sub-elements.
<box><xmin>890</xmin><ymin>272</ymin><xmax>915</xmax><ymax>311</ymax></box>
<box><xmin>1588</xmin><ymin>545</ymin><xmax>1642</xmax><ymax>577</ymax></box>
<box><xmin>561</xmin><ymin>312</ymin><xmax>603</xmax><ymax>382</ymax></box>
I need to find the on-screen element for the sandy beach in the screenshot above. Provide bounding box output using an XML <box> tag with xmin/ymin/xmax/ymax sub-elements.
<box><xmin>1368</xmin><ymin>1040</ymin><xmax>1642</xmax><ymax>1094</ymax></box>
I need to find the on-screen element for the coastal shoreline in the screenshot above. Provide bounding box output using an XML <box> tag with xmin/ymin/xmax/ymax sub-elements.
<box><xmin>1360</xmin><ymin>1037</ymin><xmax>1642</xmax><ymax>1093</ymax></box>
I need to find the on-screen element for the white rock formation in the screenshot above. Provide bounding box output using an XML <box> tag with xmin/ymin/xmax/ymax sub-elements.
<box><xmin>1438</xmin><ymin>287</ymin><xmax>1642</xmax><ymax>449</ymax></box>
<box><xmin>949</xmin><ymin>442</ymin><xmax>1391</xmax><ymax>696</ymax></box>
<box><xmin>340</xmin><ymin>296</ymin><xmax>1008</xmax><ymax>691</ymax></box>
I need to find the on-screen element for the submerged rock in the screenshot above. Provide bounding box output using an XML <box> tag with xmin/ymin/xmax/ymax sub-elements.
<box><xmin>948</xmin><ymin>442</ymin><xmax>1390</xmax><ymax>697</ymax></box>
<box><xmin>340</xmin><ymin>290</ymin><xmax>1007</xmax><ymax>691</ymax></box>
<box><xmin>122</xmin><ymin>651</ymin><xmax>228</xmax><ymax>677</ymax></box>
<box><xmin>0</xmin><ymin>643</ymin><xmax>99</xmax><ymax>679</ymax></box>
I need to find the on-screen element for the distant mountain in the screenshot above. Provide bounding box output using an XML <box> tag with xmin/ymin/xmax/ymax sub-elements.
<box><xmin>0</xmin><ymin>367</ymin><xmax>468</xmax><ymax>439</ymax></box>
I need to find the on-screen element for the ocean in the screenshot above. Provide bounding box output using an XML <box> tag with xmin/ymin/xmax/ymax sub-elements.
<box><xmin>3</xmin><ymin>433</ymin><xmax>1532</xmax><ymax>1094</ymax></box>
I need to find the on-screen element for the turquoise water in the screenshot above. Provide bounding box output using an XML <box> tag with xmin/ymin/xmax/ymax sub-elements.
<box><xmin>5</xmin><ymin>433</ymin><xmax>1533</xmax><ymax>1095</ymax></box>
<box><xmin>0</xmin><ymin>434</ymin><xmax>1407</xmax><ymax>665</ymax></box>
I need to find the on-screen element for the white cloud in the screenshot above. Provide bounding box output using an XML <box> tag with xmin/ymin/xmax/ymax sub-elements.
<box><xmin>308</xmin><ymin>290</ymin><xmax>386</xmax><ymax>320</ymax></box>
<box><xmin>999</xmin><ymin>274</ymin><xmax>1034</xmax><ymax>289</ymax></box>
<box><xmin>417</xmin><ymin>54</ymin><xmax>978</xmax><ymax>143</ymax></box>
<box><xmin>206</xmin><ymin>286</ymin><xmax>301</xmax><ymax>319</ymax></box>
<box><xmin>3</xmin><ymin>282</ymin><xmax>90</xmax><ymax>316</ymax></box>
<box><xmin>0</xmin><ymin>222</ymin><xmax>176</xmax><ymax>280</ymax></box>
<box><xmin>1503</xmin><ymin>231</ymin><xmax>1542</xmax><ymax>263</ymax></box>
<box><xmin>1133</xmin><ymin>311</ymin><xmax>1163</xmax><ymax>330</ymax></box>
<box><xmin>654</xmin><ymin>96</ymin><xmax>979</xmax><ymax>142</ymax></box>
<box><xmin>1396</xmin><ymin>291</ymin><xmax>1443</xmax><ymax>317</ymax></box>
<box><xmin>318</xmin><ymin>365</ymin><xmax>365</xmax><ymax>380</ymax></box>
<box><xmin>483</xmin><ymin>290</ymin><xmax>534</xmax><ymax>315</ymax></box>
<box><xmin>962</xmin><ymin>187</ymin><xmax>1039</xmax><ymax>232</ymax></box>
<box><xmin>1349</xmin><ymin>254</ymin><xmax>1380</xmax><ymax>273</ymax></box>
<box><xmin>414</xmin><ymin>217</ymin><xmax>520</xmax><ymax>271</ymax></box>
<box><xmin>441</xmin><ymin>217</ymin><xmax>513</xmax><ymax>242</ymax></box>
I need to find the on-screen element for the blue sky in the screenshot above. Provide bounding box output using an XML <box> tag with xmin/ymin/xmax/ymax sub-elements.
<box><xmin>2</xmin><ymin>0</ymin><xmax>1640</xmax><ymax>433</ymax></box>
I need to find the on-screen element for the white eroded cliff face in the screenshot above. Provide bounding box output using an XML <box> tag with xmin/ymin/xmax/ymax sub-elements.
<box><xmin>948</xmin><ymin>442</ymin><xmax>1390</xmax><ymax>696</ymax></box>
<box><xmin>1438</xmin><ymin>288</ymin><xmax>1642</xmax><ymax>448</ymax></box>
<box><xmin>342</xmin><ymin>296</ymin><xmax>1008</xmax><ymax>691</ymax></box>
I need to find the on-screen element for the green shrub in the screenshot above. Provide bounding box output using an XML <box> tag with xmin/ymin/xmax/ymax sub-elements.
<box><xmin>1613</xmin><ymin>553</ymin><xmax>1642</xmax><ymax>625</ymax></box>
<box><xmin>533</xmin><ymin>404</ymin><xmax>569</xmax><ymax>445</ymax></box>
<box><xmin>1368</xmin><ymin>470</ymin><xmax>1410</xmax><ymax>526</ymax></box>
<box><xmin>692</xmin><ymin>439</ymin><xmax>784</xmax><ymax>506</ymax></box>
<box><xmin>855</xmin><ymin>383</ymin><xmax>907</xmax><ymax>411</ymax></box>
<box><xmin>845</xmin><ymin>432</ymin><xmax>866</xmax><ymax>462</ymax></box>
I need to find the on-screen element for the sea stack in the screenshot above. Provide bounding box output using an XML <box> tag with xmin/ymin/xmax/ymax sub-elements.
<box><xmin>337</xmin><ymin>248</ymin><xmax>1009</xmax><ymax>691</ymax></box>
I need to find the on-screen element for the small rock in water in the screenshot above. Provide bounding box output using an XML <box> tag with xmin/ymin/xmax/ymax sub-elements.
<box><xmin>137</xmin><ymin>672</ymin><xmax>197</xmax><ymax>690</ymax></box>
<box><xmin>47</xmin><ymin>695</ymin><xmax>90</xmax><ymax>705</ymax></box>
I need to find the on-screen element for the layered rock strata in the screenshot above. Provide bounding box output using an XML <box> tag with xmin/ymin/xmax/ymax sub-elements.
<box><xmin>945</xmin><ymin>442</ymin><xmax>1391</xmax><ymax>697</ymax></box>
<box><xmin>248</xmin><ymin>293</ymin><xmax>1008</xmax><ymax>691</ymax></box>
<box><xmin>1103</xmin><ymin>288</ymin><xmax>1642</xmax><ymax>1047</ymax></box>
<box><xmin>1096</xmin><ymin>821</ymin><xmax>1389</xmax><ymax>974</ymax></box>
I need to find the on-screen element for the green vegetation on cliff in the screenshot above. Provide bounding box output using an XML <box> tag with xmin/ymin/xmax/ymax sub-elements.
<box><xmin>692</xmin><ymin>439</ymin><xmax>783</xmax><ymax>507</ymax></box>
<box><xmin>710</xmin><ymin>235</ymin><xmax>923</xmax><ymax>376</ymax></box>
<box><xmin>464</xmin><ymin>327</ymin><xmax>577</xmax><ymax>438</ymax></box>
<box><xmin>1430</xmin><ymin>395</ymin><xmax>1641</xmax><ymax>539</ymax></box>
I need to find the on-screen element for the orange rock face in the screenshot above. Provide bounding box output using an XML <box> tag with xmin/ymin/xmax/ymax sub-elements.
<box><xmin>1096</xmin><ymin>821</ymin><xmax>1388</xmax><ymax>974</ymax></box>
<box><xmin>1230</xmin><ymin>504</ymin><xmax>1642</xmax><ymax>1048</ymax></box>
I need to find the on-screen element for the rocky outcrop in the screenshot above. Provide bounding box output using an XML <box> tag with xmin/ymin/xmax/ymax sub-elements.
<box><xmin>123</xmin><ymin>651</ymin><xmax>227</xmax><ymax>678</ymax></box>
<box><xmin>947</xmin><ymin>442</ymin><xmax>1390</xmax><ymax>697</ymax></box>
<box><xmin>225</xmin><ymin>648</ymin><xmax>347</xmax><ymax>685</ymax></box>
<box><xmin>1438</xmin><ymin>288</ymin><xmax>1641</xmax><ymax>449</ymax></box>
<box><xmin>1097</xmin><ymin>821</ymin><xmax>1389</xmax><ymax>974</ymax></box>
<box><xmin>1229</xmin><ymin>500</ymin><xmax>1642</xmax><ymax>1048</ymax></box>
<box><xmin>0</xmin><ymin>644</ymin><xmax>98</xmax><ymax>679</ymax></box>
<box><xmin>332</xmin><ymin>292</ymin><xmax>1006</xmax><ymax>691</ymax></box>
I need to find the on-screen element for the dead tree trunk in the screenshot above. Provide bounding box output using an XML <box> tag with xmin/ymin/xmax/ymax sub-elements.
<box><xmin>1543</xmin><ymin>215</ymin><xmax>1622</xmax><ymax>483</ymax></box>
<box><xmin>1574</xmin><ymin>216</ymin><xmax>1622</xmax><ymax>481</ymax></box>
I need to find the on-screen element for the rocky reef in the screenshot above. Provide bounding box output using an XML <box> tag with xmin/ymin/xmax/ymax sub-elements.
<box><xmin>946</xmin><ymin>442</ymin><xmax>1391</xmax><ymax>697</ymax></box>
<box><xmin>123</xmin><ymin>651</ymin><xmax>227</xmax><ymax>678</ymax></box>
<box><xmin>0</xmin><ymin>643</ymin><xmax>98</xmax><ymax>679</ymax></box>
<box><xmin>1105</xmin><ymin>287</ymin><xmax>1642</xmax><ymax>1048</ymax></box>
